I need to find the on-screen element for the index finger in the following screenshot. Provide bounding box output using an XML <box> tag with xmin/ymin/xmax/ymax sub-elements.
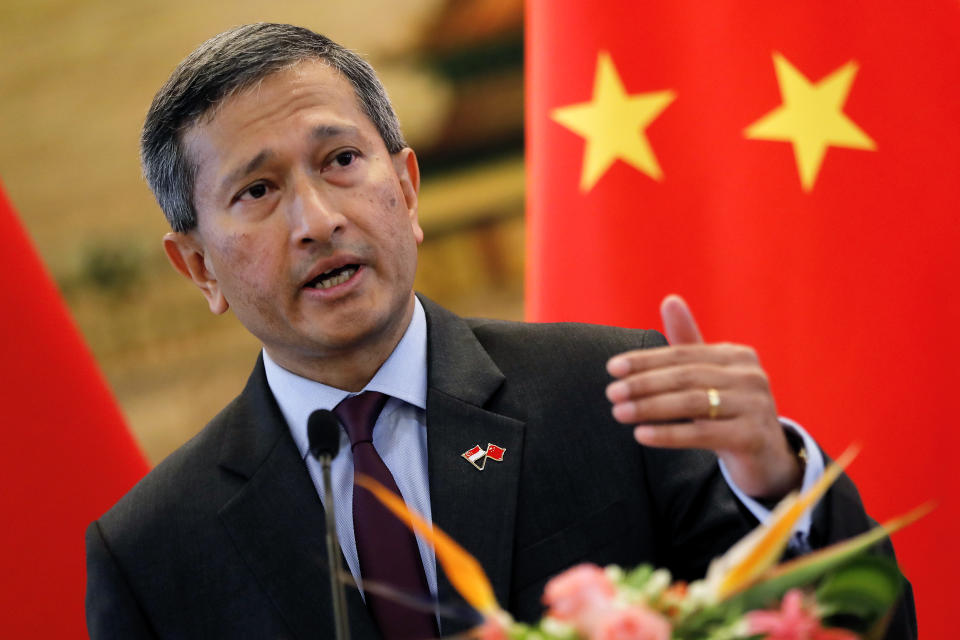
<box><xmin>607</xmin><ymin>343</ymin><xmax>758</xmax><ymax>377</ymax></box>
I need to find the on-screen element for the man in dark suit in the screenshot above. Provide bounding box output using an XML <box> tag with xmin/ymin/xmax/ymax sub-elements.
<box><xmin>86</xmin><ymin>23</ymin><xmax>915</xmax><ymax>638</ymax></box>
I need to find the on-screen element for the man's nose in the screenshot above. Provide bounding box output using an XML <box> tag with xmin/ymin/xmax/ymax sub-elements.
<box><xmin>288</xmin><ymin>176</ymin><xmax>347</xmax><ymax>246</ymax></box>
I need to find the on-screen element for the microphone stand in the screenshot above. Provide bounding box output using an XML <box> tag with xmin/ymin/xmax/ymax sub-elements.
<box><xmin>320</xmin><ymin>454</ymin><xmax>351</xmax><ymax>640</ymax></box>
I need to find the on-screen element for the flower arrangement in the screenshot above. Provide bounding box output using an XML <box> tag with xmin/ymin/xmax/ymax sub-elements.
<box><xmin>483</xmin><ymin>554</ymin><xmax>904</xmax><ymax>640</ymax></box>
<box><xmin>356</xmin><ymin>446</ymin><xmax>926</xmax><ymax>640</ymax></box>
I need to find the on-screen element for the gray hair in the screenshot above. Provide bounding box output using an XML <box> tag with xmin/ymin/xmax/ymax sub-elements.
<box><xmin>141</xmin><ymin>23</ymin><xmax>406</xmax><ymax>232</ymax></box>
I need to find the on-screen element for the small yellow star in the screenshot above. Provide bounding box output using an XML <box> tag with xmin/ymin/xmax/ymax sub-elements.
<box><xmin>745</xmin><ymin>52</ymin><xmax>877</xmax><ymax>192</ymax></box>
<box><xmin>551</xmin><ymin>51</ymin><xmax>676</xmax><ymax>191</ymax></box>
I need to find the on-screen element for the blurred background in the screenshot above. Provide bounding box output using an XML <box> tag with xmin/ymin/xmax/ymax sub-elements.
<box><xmin>0</xmin><ymin>0</ymin><xmax>525</xmax><ymax>465</ymax></box>
<box><xmin>5</xmin><ymin>3</ymin><xmax>954</xmax><ymax>634</ymax></box>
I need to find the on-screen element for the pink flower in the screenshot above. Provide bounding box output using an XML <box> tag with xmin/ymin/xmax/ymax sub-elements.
<box><xmin>590</xmin><ymin>605</ymin><xmax>671</xmax><ymax>640</ymax></box>
<box><xmin>542</xmin><ymin>564</ymin><xmax>617</xmax><ymax>625</ymax></box>
<box><xmin>474</xmin><ymin>617</ymin><xmax>510</xmax><ymax>640</ymax></box>
<box><xmin>746</xmin><ymin>590</ymin><xmax>859</xmax><ymax>640</ymax></box>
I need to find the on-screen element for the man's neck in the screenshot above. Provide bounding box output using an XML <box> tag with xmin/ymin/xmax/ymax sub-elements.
<box><xmin>264</xmin><ymin>295</ymin><xmax>417</xmax><ymax>392</ymax></box>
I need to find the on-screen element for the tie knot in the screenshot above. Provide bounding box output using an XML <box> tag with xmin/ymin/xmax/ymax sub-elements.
<box><xmin>334</xmin><ymin>391</ymin><xmax>388</xmax><ymax>447</ymax></box>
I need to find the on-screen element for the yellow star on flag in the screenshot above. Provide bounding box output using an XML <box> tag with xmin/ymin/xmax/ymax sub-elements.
<box><xmin>745</xmin><ymin>52</ymin><xmax>877</xmax><ymax>192</ymax></box>
<box><xmin>551</xmin><ymin>51</ymin><xmax>676</xmax><ymax>191</ymax></box>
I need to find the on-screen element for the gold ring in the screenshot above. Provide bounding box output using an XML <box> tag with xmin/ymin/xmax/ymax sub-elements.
<box><xmin>707</xmin><ymin>388</ymin><xmax>721</xmax><ymax>420</ymax></box>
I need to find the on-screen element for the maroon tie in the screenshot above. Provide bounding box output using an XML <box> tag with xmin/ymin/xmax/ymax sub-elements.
<box><xmin>334</xmin><ymin>392</ymin><xmax>437</xmax><ymax>639</ymax></box>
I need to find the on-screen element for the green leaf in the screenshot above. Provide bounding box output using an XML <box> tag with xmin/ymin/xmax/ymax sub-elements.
<box><xmin>622</xmin><ymin>564</ymin><xmax>655</xmax><ymax>589</ymax></box>
<box><xmin>727</xmin><ymin>503</ymin><xmax>927</xmax><ymax>613</ymax></box>
<box><xmin>816</xmin><ymin>555</ymin><xmax>903</xmax><ymax>620</ymax></box>
<box><xmin>672</xmin><ymin>601</ymin><xmax>746</xmax><ymax>640</ymax></box>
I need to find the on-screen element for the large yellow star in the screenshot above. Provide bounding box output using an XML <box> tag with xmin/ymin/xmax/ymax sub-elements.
<box><xmin>745</xmin><ymin>52</ymin><xmax>876</xmax><ymax>192</ymax></box>
<box><xmin>551</xmin><ymin>52</ymin><xmax>676</xmax><ymax>191</ymax></box>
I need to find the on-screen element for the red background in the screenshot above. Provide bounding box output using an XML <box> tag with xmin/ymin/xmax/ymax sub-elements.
<box><xmin>527</xmin><ymin>2</ymin><xmax>959</xmax><ymax>636</ymax></box>
<box><xmin>0</xmin><ymin>182</ymin><xmax>148</xmax><ymax>636</ymax></box>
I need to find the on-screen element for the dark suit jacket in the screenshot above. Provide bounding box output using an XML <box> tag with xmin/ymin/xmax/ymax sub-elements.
<box><xmin>86</xmin><ymin>297</ymin><xmax>915</xmax><ymax>638</ymax></box>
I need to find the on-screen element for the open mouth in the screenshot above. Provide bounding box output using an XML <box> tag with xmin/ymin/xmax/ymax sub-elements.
<box><xmin>305</xmin><ymin>264</ymin><xmax>359</xmax><ymax>290</ymax></box>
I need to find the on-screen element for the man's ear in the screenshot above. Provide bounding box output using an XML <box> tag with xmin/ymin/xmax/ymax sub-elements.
<box><xmin>162</xmin><ymin>231</ymin><xmax>229</xmax><ymax>315</ymax></box>
<box><xmin>392</xmin><ymin>147</ymin><xmax>423</xmax><ymax>245</ymax></box>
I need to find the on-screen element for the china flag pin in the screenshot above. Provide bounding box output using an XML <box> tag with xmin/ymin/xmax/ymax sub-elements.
<box><xmin>485</xmin><ymin>444</ymin><xmax>506</xmax><ymax>462</ymax></box>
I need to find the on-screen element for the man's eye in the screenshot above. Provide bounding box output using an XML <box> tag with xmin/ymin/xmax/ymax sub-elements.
<box><xmin>238</xmin><ymin>183</ymin><xmax>269</xmax><ymax>200</ymax></box>
<box><xmin>333</xmin><ymin>151</ymin><xmax>356</xmax><ymax>167</ymax></box>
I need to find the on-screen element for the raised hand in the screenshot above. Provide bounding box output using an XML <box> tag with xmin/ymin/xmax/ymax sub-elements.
<box><xmin>605</xmin><ymin>294</ymin><xmax>802</xmax><ymax>498</ymax></box>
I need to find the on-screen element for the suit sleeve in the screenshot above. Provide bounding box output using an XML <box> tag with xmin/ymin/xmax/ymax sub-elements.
<box><xmin>86</xmin><ymin>521</ymin><xmax>159</xmax><ymax>640</ymax></box>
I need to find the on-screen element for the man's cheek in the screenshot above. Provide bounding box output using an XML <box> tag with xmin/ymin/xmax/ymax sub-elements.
<box><xmin>212</xmin><ymin>236</ymin><xmax>280</xmax><ymax>300</ymax></box>
<box><xmin>216</xmin><ymin>233</ymin><xmax>269</xmax><ymax>271</ymax></box>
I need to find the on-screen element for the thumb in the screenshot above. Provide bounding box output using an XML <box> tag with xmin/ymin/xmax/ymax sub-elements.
<box><xmin>660</xmin><ymin>294</ymin><xmax>704</xmax><ymax>345</ymax></box>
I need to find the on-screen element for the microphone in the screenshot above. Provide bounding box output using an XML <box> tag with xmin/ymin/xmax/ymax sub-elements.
<box><xmin>308</xmin><ymin>409</ymin><xmax>342</xmax><ymax>459</ymax></box>
<box><xmin>307</xmin><ymin>409</ymin><xmax>351</xmax><ymax>640</ymax></box>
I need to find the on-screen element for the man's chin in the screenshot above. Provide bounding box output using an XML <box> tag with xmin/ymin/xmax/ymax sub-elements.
<box><xmin>257</xmin><ymin>294</ymin><xmax>415</xmax><ymax>374</ymax></box>
<box><xmin>273</xmin><ymin>317</ymin><xmax>401</xmax><ymax>363</ymax></box>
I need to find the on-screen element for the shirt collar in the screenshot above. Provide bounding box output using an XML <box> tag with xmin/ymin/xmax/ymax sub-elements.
<box><xmin>263</xmin><ymin>297</ymin><xmax>428</xmax><ymax>459</ymax></box>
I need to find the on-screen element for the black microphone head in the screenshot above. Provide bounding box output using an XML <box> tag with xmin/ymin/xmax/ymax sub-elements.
<box><xmin>308</xmin><ymin>409</ymin><xmax>342</xmax><ymax>460</ymax></box>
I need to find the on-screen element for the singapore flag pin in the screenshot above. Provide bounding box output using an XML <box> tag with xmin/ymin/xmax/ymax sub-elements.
<box><xmin>461</xmin><ymin>443</ymin><xmax>506</xmax><ymax>471</ymax></box>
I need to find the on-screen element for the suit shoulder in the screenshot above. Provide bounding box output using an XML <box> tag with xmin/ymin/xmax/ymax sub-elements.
<box><xmin>462</xmin><ymin>319</ymin><xmax>668</xmax><ymax>406</ymax></box>
<box><xmin>94</xmin><ymin>393</ymin><xmax>244</xmax><ymax>538</ymax></box>
<box><xmin>465</xmin><ymin>317</ymin><xmax>667</xmax><ymax>359</ymax></box>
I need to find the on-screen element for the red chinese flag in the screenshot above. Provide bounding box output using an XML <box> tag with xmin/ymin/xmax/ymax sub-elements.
<box><xmin>0</xmin><ymin>181</ymin><xmax>148</xmax><ymax>636</ymax></box>
<box><xmin>526</xmin><ymin>1</ymin><xmax>959</xmax><ymax>635</ymax></box>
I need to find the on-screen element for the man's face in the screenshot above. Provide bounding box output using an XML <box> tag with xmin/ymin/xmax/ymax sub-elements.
<box><xmin>165</xmin><ymin>60</ymin><xmax>423</xmax><ymax>380</ymax></box>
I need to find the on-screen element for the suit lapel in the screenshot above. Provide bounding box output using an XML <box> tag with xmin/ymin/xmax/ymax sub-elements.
<box><xmin>216</xmin><ymin>357</ymin><xmax>380</xmax><ymax>639</ymax></box>
<box><xmin>421</xmin><ymin>298</ymin><xmax>525</xmax><ymax>635</ymax></box>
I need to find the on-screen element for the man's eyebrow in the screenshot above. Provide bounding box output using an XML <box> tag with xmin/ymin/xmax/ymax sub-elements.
<box><xmin>312</xmin><ymin>124</ymin><xmax>360</xmax><ymax>140</ymax></box>
<box><xmin>217</xmin><ymin>126</ymin><xmax>360</xmax><ymax>193</ymax></box>
<box><xmin>220</xmin><ymin>150</ymin><xmax>274</xmax><ymax>193</ymax></box>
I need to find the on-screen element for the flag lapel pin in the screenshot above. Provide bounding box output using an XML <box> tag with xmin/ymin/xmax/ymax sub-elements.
<box><xmin>461</xmin><ymin>443</ymin><xmax>506</xmax><ymax>471</ymax></box>
<box><xmin>485</xmin><ymin>443</ymin><xmax>506</xmax><ymax>463</ymax></box>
